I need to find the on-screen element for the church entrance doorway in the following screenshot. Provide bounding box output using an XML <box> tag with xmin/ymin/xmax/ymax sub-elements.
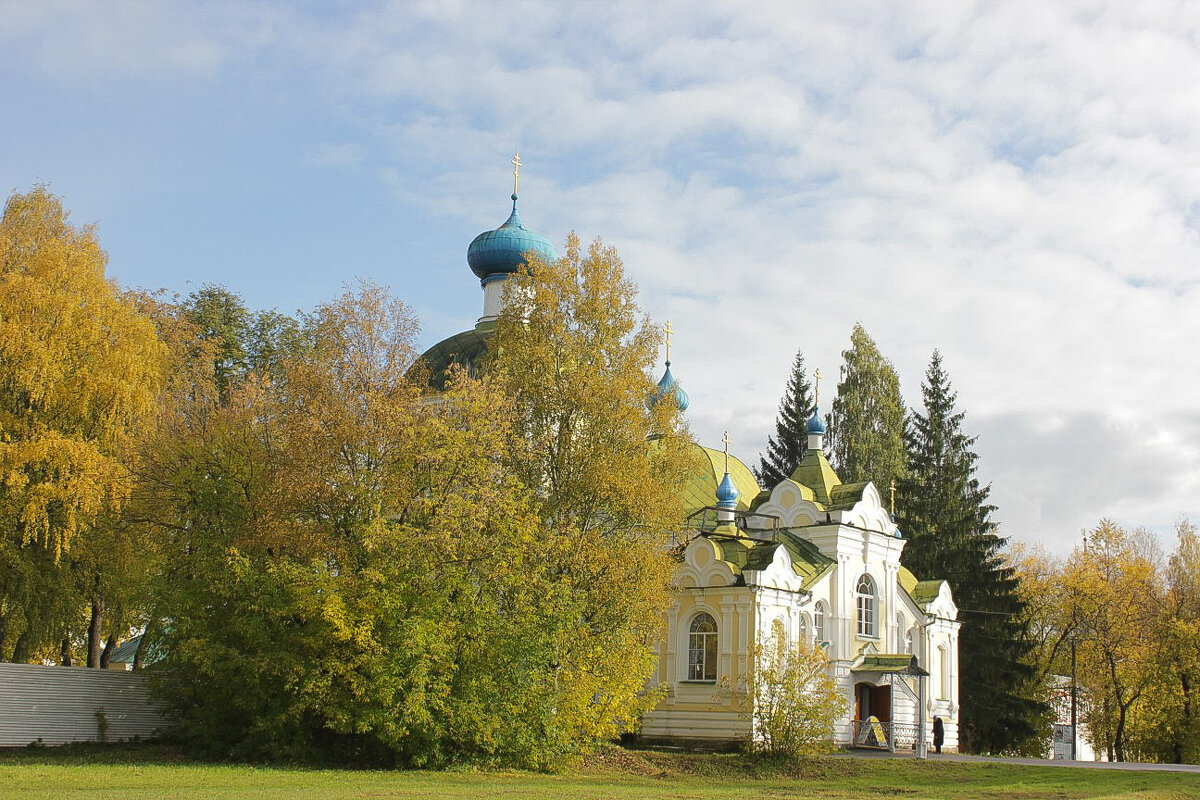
<box><xmin>855</xmin><ymin>682</ymin><xmax>891</xmax><ymax>722</ymax></box>
<box><xmin>853</xmin><ymin>682</ymin><xmax>893</xmax><ymax>749</ymax></box>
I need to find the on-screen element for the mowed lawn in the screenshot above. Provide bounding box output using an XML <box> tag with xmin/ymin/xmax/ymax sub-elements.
<box><xmin>1</xmin><ymin>744</ymin><xmax>1197</xmax><ymax>800</ymax></box>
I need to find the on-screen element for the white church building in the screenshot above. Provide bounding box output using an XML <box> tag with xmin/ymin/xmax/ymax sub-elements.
<box><xmin>638</xmin><ymin>390</ymin><xmax>961</xmax><ymax>751</ymax></box>
<box><xmin>420</xmin><ymin>168</ymin><xmax>961</xmax><ymax>753</ymax></box>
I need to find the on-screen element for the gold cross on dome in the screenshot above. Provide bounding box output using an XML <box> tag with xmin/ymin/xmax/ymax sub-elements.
<box><xmin>664</xmin><ymin>320</ymin><xmax>674</xmax><ymax>362</ymax></box>
<box><xmin>511</xmin><ymin>152</ymin><xmax>522</xmax><ymax>194</ymax></box>
<box><xmin>814</xmin><ymin>367</ymin><xmax>821</xmax><ymax>407</ymax></box>
<box><xmin>890</xmin><ymin>480</ymin><xmax>896</xmax><ymax>514</ymax></box>
<box><xmin>722</xmin><ymin>430</ymin><xmax>731</xmax><ymax>472</ymax></box>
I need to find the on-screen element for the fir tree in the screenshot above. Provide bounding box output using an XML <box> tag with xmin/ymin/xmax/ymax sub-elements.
<box><xmin>755</xmin><ymin>349</ymin><xmax>815</xmax><ymax>487</ymax></box>
<box><xmin>896</xmin><ymin>350</ymin><xmax>1045</xmax><ymax>754</ymax></box>
<box><xmin>826</xmin><ymin>323</ymin><xmax>906</xmax><ymax>490</ymax></box>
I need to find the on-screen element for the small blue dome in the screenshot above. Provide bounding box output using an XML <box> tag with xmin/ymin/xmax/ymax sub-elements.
<box><xmin>650</xmin><ymin>361</ymin><xmax>690</xmax><ymax>411</ymax></box>
<box><xmin>467</xmin><ymin>194</ymin><xmax>557</xmax><ymax>282</ymax></box>
<box><xmin>716</xmin><ymin>471</ymin><xmax>739</xmax><ymax>509</ymax></box>
<box><xmin>806</xmin><ymin>407</ymin><xmax>826</xmax><ymax>435</ymax></box>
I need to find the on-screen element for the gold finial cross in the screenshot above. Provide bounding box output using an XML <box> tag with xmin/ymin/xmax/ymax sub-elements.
<box><xmin>664</xmin><ymin>320</ymin><xmax>674</xmax><ymax>363</ymax></box>
<box><xmin>511</xmin><ymin>152</ymin><xmax>522</xmax><ymax>194</ymax></box>
<box><xmin>890</xmin><ymin>480</ymin><xmax>896</xmax><ymax>514</ymax></box>
<box><xmin>722</xmin><ymin>430</ymin><xmax>731</xmax><ymax>472</ymax></box>
<box><xmin>814</xmin><ymin>367</ymin><xmax>821</xmax><ymax>407</ymax></box>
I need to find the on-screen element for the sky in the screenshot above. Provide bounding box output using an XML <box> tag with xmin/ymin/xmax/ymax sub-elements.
<box><xmin>3</xmin><ymin>1</ymin><xmax>1198</xmax><ymax>555</ymax></box>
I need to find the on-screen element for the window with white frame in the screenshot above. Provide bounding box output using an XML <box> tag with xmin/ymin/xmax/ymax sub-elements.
<box><xmin>687</xmin><ymin>612</ymin><xmax>718</xmax><ymax>681</ymax></box>
<box><xmin>814</xmin><ymin>601</ymin><xmax>827</xmax><ymax>643</ymax></box>
<box><xmin>856</xmin><ymin>574</ymin><xmax>877</xmax><ymax>637</ymax></box>
<box><xmin>939</xmin><ymin>644</ymin><xmax>950</xmax><ymax>699</ymax></box>
<box><xmin>797</xmin><ymin>613</ymin><xmax>810</xmax><ymax>646</ymax></box>
<box><xmin>905</xmin><ymin>627</ymin><xmax>914</xmax><ymax>654</ymax></box>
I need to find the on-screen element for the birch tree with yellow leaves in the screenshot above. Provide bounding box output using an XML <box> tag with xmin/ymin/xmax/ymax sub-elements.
<box><xmin>1065</xmin><ymin>521</ymin><xmax>1161</xmax><ymax>762</ymax></box>
<box><xmin>0</xmin><ymin>188</ymin><xmax>165</xmax><ymax>662</ymax></box>
<box><xmin>490</xmin><ymin>235</ymin><xmax>693</xmax><ymax>758</ymax></box>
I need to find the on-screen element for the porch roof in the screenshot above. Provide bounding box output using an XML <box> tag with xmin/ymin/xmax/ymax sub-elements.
<box><xmin>852</xmin><ymin>654</ymin><xmax>929</xmax><ymax>677</ymax></box>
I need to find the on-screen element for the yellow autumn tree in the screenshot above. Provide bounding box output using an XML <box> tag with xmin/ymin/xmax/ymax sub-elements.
<box><xmin>746</xmin><ymin>634</ymin><xmax>844</xmax><ymax>756</ymax></box>
<box><xmin>1130</xmin><ymin>519</ymin><xmax>1200</xmax><ymax>763</ymax></box>
<box><xmin>1064</xmin><ymin>520</ymin><xmax>1161</xmax><ymax>761</ymax></box>
<box><xmin>490</xmin><ymin>233</ymin><xmax>694</xmax><ymax>763</ymax></box>
<box><xmin>0</xmin><ymin>188</ymin><xmax>165</xmax><ymax>662</ymax></box>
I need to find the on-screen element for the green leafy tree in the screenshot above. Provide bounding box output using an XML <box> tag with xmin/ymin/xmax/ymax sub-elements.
<box><xmin>755</xmin><ymin>349</ymin><xmax>814</xmax><ymax>487</ymax></box>
<box><xmin>897</xmin><ymin>351</ymin><xmax>1043</xmax><ymax>754</ymax></box>
<box><xmin>826</xmin><ymin>324</ymin><xmax>905</xmax><ymax>490</ymax></box>
<box><xmin>181</xmin><ymin>285</ymin><xmax>300</xmax><ymax>403</ymax></box>
<box><xmin>149</xmin><ymin>282</ymin><xmax>547</xmax><ymax>764</ymax></box>
<box><xmin>148</xmin><ymin>245</ymin><xmax>690</xmax><ymax>769</ymax></box>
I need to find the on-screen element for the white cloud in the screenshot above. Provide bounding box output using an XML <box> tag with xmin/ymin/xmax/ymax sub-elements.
<box><xmin>4</xmin><ymin>0</ymin><xmax>1199</xmax><ymax>552</ymax></box>
<box><xmin>0</xmin><ymin>0</ymin><xmax>285</xmax><ymax>84</ymax></box>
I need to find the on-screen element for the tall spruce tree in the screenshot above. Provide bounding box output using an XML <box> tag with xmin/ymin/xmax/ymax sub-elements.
<box><xmin>896</xmin><ymin>350</ymin><xmax>1044</xmax><ymax>754</ymax></box>
<box><xmin>826</xmin><ymin>323</ymin><xmax>906</xmax><ymax>490</ymax></box>
<box><xmin>756</xmin><ymin>349</ymin><xmax>815</xmax><ymax>487</ymax></box>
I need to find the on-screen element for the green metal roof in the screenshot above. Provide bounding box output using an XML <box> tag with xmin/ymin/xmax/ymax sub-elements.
<box><xmin>775</xmin><ymin>530</ymin><xmax>836</xmax><ymax>589</ymax></box>
<box><xmin>828</xmin><ymin>481</ymin><xmax>870</xmax><ymax>510</ymax></box>
<box><xmin>678</xmin><ymin>444</ymin><xmax>761</xmax><ymax>517</ymax></box>
<box><xmin>788</xmin><ymin>448</ymin><xmax>842</xmax><ymax>507</ymax></box>
<box><xmin>852</xmin><ymin>654</ymin><xmax>929</xmax><ymax>676</ymax></box>
<box><xmin>898</xmin><ymin>566</ymin><xmax>947</xmax><ymax>611</ymax></box>
<box><xmin>108</xmin><ymin>634</ymin><xmax>166</xmax><ymax>667</ymax></box>
<box><xmin>703</xmin><ymin>528</ymin><xmax>834</xmax><ymax>588</ymax></box>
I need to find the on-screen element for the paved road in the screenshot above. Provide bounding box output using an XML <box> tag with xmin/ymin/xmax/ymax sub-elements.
<box><xmin>835</xmin><ymin>749</ymin><xmax>1200</xmax><ymax>774</ymax></box>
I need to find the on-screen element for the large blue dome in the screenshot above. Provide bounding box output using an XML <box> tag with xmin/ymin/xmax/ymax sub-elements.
<box><xmin>650</xmin><ymin>361</ymin><xmax>690</xmax><ymax>412</ymax></box>
<box><xmin>467</xmin><ymin>194</ymin><xmax>557</xmax><ymax>282</ymax></box>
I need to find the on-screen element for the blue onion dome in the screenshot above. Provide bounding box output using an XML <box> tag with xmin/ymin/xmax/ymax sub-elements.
<box><xmin>806</xmin><ymin>406</ymin><xmax>826</xmax><ymax>435</ymax></box>
<box><xmin>716</xmin><ymin>471</ymin><xmax>739</xmax><ymax>509</ymax></box>
<box><xmin>650</xmin><ymin>360</ymin><xmax>690</xmax><ymax>411</ymax></box>
<box><xmin>467</xmin><ymin>193</ymin><xmax>558</xmax><ymax>283</ymax></box>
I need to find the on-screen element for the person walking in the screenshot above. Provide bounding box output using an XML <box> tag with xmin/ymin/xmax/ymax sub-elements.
<box><xmin>933</xmin><ymin>716</ymin><xmax>944</xmax><ymax>754</ymax></box>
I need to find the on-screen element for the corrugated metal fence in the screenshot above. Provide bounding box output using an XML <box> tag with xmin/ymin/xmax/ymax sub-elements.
<box><xmin>0</xmin><ymin>663</ymin><xmax>172</xmax><ymax>746</ymax></box>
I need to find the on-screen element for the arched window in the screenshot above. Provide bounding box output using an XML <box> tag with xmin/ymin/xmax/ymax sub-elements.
<box><xmin>797</xmin><ymin>613</ymin><xmax>811</xmax><ymax>646</ymax></box>
<box><xmin>814</xmin><ymin>601</ymin><xmax>828</xmax><ymax>644</ymax></box>
<box><xmin>939</xmin><ymin>644</ymin><xmax>950</xmax><ymax>699</ymax></box>
<box><xmin>688</xmin><ymin>612</ymin><xmax>718</xmax><ymax>681</ymax></box>
<box><xmin>904</xmin><ymin>627</ymin><xmax>914</xmax><ymax>654</ymax></box>
<box><xmin>856</xmin><ymin>574</ymin><xmax>877</xmax><ymax>637</ymax></box>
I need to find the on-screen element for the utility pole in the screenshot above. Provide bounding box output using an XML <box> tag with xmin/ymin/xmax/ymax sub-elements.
<box><xmin>1070</xmin><ymin>637</ymin><xmax>1078</xmax><ymax>760</ymax></box>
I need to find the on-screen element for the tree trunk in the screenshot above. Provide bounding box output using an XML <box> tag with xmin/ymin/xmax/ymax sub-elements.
<box><xmin>1176</xmin><ymin>672</ymin><xmax>1191</xmax><ymax>764</ymax></box>
<box><xmin>99</xmin><ymin>633</ymin><xmax>117</xmax><ymax>669</ymax></box>
<box><xmin>87</xmin><ymin>574</ymin><xmax>103</xmax><ymax>668</ymax></box>
<box><xmin>11</xmin><ymin>631</ymin><xmax>31</xmax><ymax>664</ymax></box>
<box><xmin>60</xmin><ymin>637</ymin><xmax>72</xmax><ymax>667</ymax></box>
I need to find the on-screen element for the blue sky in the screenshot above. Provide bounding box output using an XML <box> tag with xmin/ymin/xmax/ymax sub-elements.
<box><xmin>4</xmin><ymin>1</ymin><xmax>1199</xmax><ymax>554</ymax></box>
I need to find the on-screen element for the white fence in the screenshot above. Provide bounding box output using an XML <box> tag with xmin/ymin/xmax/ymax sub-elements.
<box><xmin>0</xmin><ymin>663</ymin><xmax>172</xmax><ymax>746</ymax></box>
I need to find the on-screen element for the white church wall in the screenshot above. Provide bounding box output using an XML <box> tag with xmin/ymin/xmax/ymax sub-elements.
<box><xmin>645</xmin><ymin>504</ymin><xmax>961</xmax><ymax>751</ymax></box>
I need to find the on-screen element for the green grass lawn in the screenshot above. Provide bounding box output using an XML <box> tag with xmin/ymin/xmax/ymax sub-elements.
<box><xmin>0</xmin><ymin>743</ymin><xmax>1197</xmax><ymax>800</ymax></box>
